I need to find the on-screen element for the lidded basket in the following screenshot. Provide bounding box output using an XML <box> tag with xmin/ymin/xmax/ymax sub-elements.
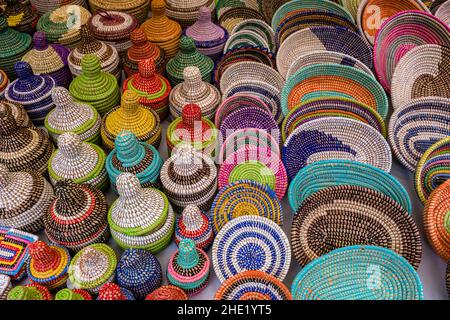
<box><xmin>88</xmin><ymin>0</ymin><xmax>150</xmax><ymax>24</ymax></box>
<box><xmin>175</xmin><ymin>204</ymin><xmax>214</xmax><ymax>251</ymax></box>
<box><xmin>2</xmin><ymin>0</ymin><xmax>39</xmax><ymax>34</ymax></box>
<box><xmin>0</xmin><ymin>99</ymin><xmax>32</xmax><ymax>128</ymax></box>
<box><xmin>55</xmin><ymin>288</ymin><xmax>92</xmax><ymax>300</ymax></box>
<box><xmin>7</xmin><ymin>284</ymin><xmax>52</xmax><ymax>300</ymax></box>
<box><xmin>97</xmin><ymin>283</ymin><xmax>135</xmax><ymax>300</ymax></box>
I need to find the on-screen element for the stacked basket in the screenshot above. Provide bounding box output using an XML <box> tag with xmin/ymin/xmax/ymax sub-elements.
<box><xmin>87</xmin><ymin>0</ymin><xmax>150</xmax><ymax>23</ymax></box>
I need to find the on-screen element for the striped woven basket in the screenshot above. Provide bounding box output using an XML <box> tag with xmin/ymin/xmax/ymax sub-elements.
<box><xmin>436</xmin><ymin>0</ymin><xmax>450</xmax><ymax>25</ymax></box>
<box><xmin>30</xmin><ymin>0</ymin><xmax>88</xmax><ymax>15</ymax></box>
<box><xmin>145</xmin><ymin>286</ymin><xmax>188</xmax><ymax>300</ymax></box>
<box><xmin>232</xmin><ymin>19</ymin><xmax>275</xmax><ymax>52</ymax></box>
<box><xmin>166</xmin><ymin>0</ymin><xmax>215</xmax><ymax>27</ymax></box>
<box><xmin>2</xmin><ymin>0</ymin><xmax>38</xmax><ymax>34</ymax></box>
<box><xmin>224</xmin><ymin>29</ymin><xmax>271</xmax><ymax>52</ymax></box>
<box><xmin>218</xmin><ymin>7</ymin><xmax>265</xmax><ymax>33</ymax></box>
<box><xmin>0</xmin><ymin>99</ymin><xmax>32</xmax><ymax>128</ymax></box>
<box><xmin>175</xmin><ymin>204</ymin><xmax>214</xmax><ymax>251</ymax></box>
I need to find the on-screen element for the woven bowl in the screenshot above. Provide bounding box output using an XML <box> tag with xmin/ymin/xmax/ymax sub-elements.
<box><xmin>224</xmin><ymin>29</ymin><xmax>271</xmax><ymax>52</ymax></box>
<box><xmin>291</xmin><ymin>245</ymin><xmax>424</xmax><ymax>300</ymax></box>
<box><xmin>436</xmin><ymin>0</ymin><xmax>450</xmax><ymax>25</ymax></box>
<box><xmin>218</xmin><ymin>7</ymin><xmax>265</xmax><ymax>33</ymax></box>
<box><xmin>232</xmin><ymin>19</ymin><xmax>275</xmax><ymax>52</ymax></box>
<box><xmin>30</xmin><ymin>0</ymin><xmax>88</xmax><ymax>15</ymax></box>
<box><xmin>388</xmin><ymin>96</ymin><xmax>450</xmax><ymax>171</ymax></box>
<box><xmin>288</xmin><ymin>159</ymin><xmax>412</xmax><ymax>213</ymax></box>
<box><xmin>88</xmin><ymin>0</ymin><xmax>150</xmax><ymax>23</ymax></box>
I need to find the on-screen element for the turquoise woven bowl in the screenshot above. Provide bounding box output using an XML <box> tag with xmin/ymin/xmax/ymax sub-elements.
<box><xmin>288</xmin><ymin>160</ymin><xmax>412</xmax><ymax>214</ymax></box>
<box><xmin>291</xmin><ymin>245</ymin><xmax>424</xmax><ymax>300</ymax></box>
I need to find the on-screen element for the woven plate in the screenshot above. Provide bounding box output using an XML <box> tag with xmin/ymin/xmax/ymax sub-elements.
<box><xmin>224</xmin><ymin>30</ymin><xmax>270</xmax><ymax>52</ymax></box>
<box><xmin>288</xmin><ymin>159</ymin><xmax>412</xmax><ymax>213</ymax></box>
<box><xmin>416</xmin><ymin>137</ymin><xmax>450</xmax><ymax>204</ymax></box>
<box><xmin>291</xmin><ymin>245</ymin><xmax>424</xmax><ymax>300</ymax></box>
<box><xmin>214</xmin><ymin>270</ymin><xmax>292</xmax><ymax>300</ymax></box>
<box><xmin>232</xmin><ymin>19</ymin><xmax>275</xmax><ymax>52</ymax></box>
<box><xmin>374</xmin><ymin>11</ymin><xmax>450</xmax><ymax>92</ymax></box>
<box><xmin>291</xmin><ymin>185</ymin><xmax>422</xmax><ymax>268</ymax></box>
<box><xmin>212</xmin><ymin>215</ymin><xmax>291</xmax><ymax>282</ymax></box>
<box><xmin>281</xmin><ymin>63</ymin><xmax>388</xmax><ymax>119</ymax></box>
<box><xmin>283</xmin><ymin>117</ymin><xmax>392</xmax><ymax>180</ymax></box>
<box><xmin>388</xmin><ymin>97</ymin><xmax>450</xmax><ymax>171</ymax></box>
<box><xmin>391</xmin><ymin>44</ymin><xmax>450</xmax><ymax>110</ymax></box>
<box><xmin>277</xmin><ymin>26</ymin><xmax>373</xmax><ymax>80</ymax></box>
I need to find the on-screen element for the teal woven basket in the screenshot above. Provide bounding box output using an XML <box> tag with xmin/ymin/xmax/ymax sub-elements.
<box><xmin>291</xmin><ymin>245</ymin><xmax>424</xmax><ymax>300</ymax></box>
<box><xmin>288</xmin><ymin>159</ymin><xmax>412</xmax><ymax>214</ymax></box>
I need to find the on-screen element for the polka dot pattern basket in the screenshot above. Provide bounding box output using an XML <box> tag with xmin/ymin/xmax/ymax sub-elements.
<box><xmin>145</xmin><ymin>285</ymin><xmax>188</xmax><ymax>300</ymax></box>
<box><xmin>175</xmin><ymin>204</ymin><xmax>214</xmax><ymax>251</ymax></box>
<box><xmin>97</xmin><ymin>283</ymin><xmax>135</xmax><ymax>300</ymax></box>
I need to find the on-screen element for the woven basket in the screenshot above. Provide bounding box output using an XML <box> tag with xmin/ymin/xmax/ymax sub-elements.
<box><xmin>55</xmin><ymin>288</ymin><xmax>92</xmax><ymax>300</ymax></box>
<box><xmin>141</xmin><ymin>0</ymin><xmax>182</xmax><ymax>59</ymax></box>
<box><xmin>210</xmin><ymin>180</ymin><xmax>283</xmax><ymax>233</ymax></box>
<box><xmin>123</xmin><ymin>58</ymin><xmax>172</xmax><ymax>121</ymax></box>
<box><xmin>45</xmin><ymin>87</ymin><xmax>101</xmax><ymax>145</ymax></box>
<box><xmin>185</xmin><ymin>6</ymin><xmax>228</xmax><ymax>60</ymax></box>
<box><xmin>277</xmin><ymin>26</ymin><xmax>373</xmax><ymax>80</ymax></box>
<box><xmin>357</xmin><ymin>0</ymin><xmax>429</xmax><ymax>45</ymax></box>
<box><xmin>0</xmin><ymin>109</ymin><xmax>53</xmax><ymax>174</ymax></box>
<box><xmin>166</xmin><ymin>0</ymin><xmax>215</xmax><ymax>27</ymax></box>
<box><xmin>218</xmin><ymin>7</ymin><xmax>266</xmax><ymax>33</ymax></box>
<box><xmin>224</xmin><ymin>29</ymin><xmax>271</xmax><ymax>52</ymax></box>
<box><xmin>30</xmin><ymin>0</ymin><xmax>88</xmax><ymax>15</ymax></box>
<box><xmin>36</xmin><ymin>5</ymin><xmax>92</xmax><ymax>49</ymax></box>
<box><xmin>167</xmin><ymin>239</ymin><xmax>210</xmax><ymax>296</ymax></box>
<box><xmin>232</xmin><ymin>19</ymin><xmax>275</xmax><ymax>52</ymax></box>
<box><xmin>145</xmin><ymin>285</ymin><xmax>188</xmax><ymax>300</ymax></box>
<box><xmin>175</xmin><ymin>204</ymin><xmax>214</xmax><ymax>251</ymax></box>
<box><xmin>0</xmin><ymin>275</ymin><xmax>11</xmax><ymax>300</ymax></box>
<box><xmin>288</xmin><ymin>159</ymin><xmax>412</xmax><ymax>214</ymax></box>
<box><xmin>0</xmin><ymin>165</ymin><xmax>54</xmax><ymax>233</ymax></box>
<box><xmin>116</xmin><ymin>249</ymin><xmax>162</xmax><ymax>299</ymax></box>
<box><xmin>291</xmin><ymin>245</ymin><xmax>424</xmax><ymax>300</ymax></box>
<box><xmin>101</xmin><ymin>90</ymin><xmax>162</xmax><ymax>152</ymax></box>
<box><xmin>88</xmin><ymin>0</ymin><xmax>149</xmax><ymax>23</ymax></box>
<box><xmin>7</xmin><ymin>284</ymin><xmax>52</xmax><ymax>300</ymax></box>
<box><xmin>0</xmin><ymin>99</ymin><xmax>32</xmax><ymax>128</ymax></box>
<box><xmin>106</xmin><ymin>131</ymin><xmax>163</xmax><ymax>193</ymax></box>
<box><xmin>2</xmin><ymin>0</ymin><xmax>38</xmax><ymax>34</ymax></box>
<box><xmin>68</xmin><ymin>243</ymin><xmax>117</xmax><ymax>294</ymax></box>
<box><xmin>108</xmin><ymin>173</ymin><xmax>175</xmax><ymax>253</ymax></box>
<box><xmin>44</xmin><ymin>180</ymin><xmax>110</xmax><ymax>252</ymax></box>
<box><xmin>415</xmin><ymin>137</ymin><xmax>450</xmax><ymax>204</ymax></box>
<box><xmin>215</xmin><ymin>270</ymin><xmax>292</xmax><ymax>300</ymax></box>
<box><xmin>49</xmin><ymin>132</ymin><xmax>109</xmax><ymax>191</ymax></box>
<box><xmin>212</xmin><ymin>215</ymin><xmax>291</xmax><ymax>282</ymax></box>
<box><xmin>69</xmin><ymin>54</ymin><xmax>120</xmax><ymax>116</ymax></box>
<box><xmin>374</xmin><ymin>11</ymin><xmax>450</xmax><ymax>92</ymax></box>
<box><xmin>391</xmin><ymin>44</ymin><xmax>450</xmax><ymax>110</ymax></box>
<box><xmin>282</xmin><ymin>97</ymin><xmax>386</xmax><ymax>142</ymax></box>
<box><xmin>97</xmin><ymin>283</ymin><xmax>135</xmax><ymax>300</ymax></box>
<box><xmin>423</xmin><ymin>179</ymin><xmax>450</xmax><ymax>260</ymax></box>
<box><xmin>436</xmin><ymin>0</ymin><xmax>450</xmax><ymax>24</ymax></box>
<box><xmin>261</xmin><ymin>0</ymin><xmax>291</xmax><ymax>24</ymax></box>
<box><xmin>0</xmin><ymin>16</ymin><xmax>32</xmax><ymax>80</ymax></box>
<box><xmin>283</xmin><ymin>117</ymin><xmax>392</xmax><ymax>180</ymax></box>
<box><xmin>388</xmin><ymin>96</ymin><xmax>450</xmax><ymax>171</ymax></box>
<box><xmin>21</xmin><ymin>32</ymin><xmax>72</xmax><ymax>88</ymax></box>
<box><xmin>281</xmin><ymin>63</ymin><xmax>388</xmax><ymax>119</ymax></box>
<box><xmin>0</xmin><ymin>69</ymin><xmax>8</xmax><ymax>98</ymax></box>
<box><xmin>160</xmin><ymin>145</ymin><xmax>217</xmax><ymax>213</ymax></box>
<box><xmin>123</xmin><ymin>27</ymin><xmax>166</xmax><ymax>77</ymax></box>
<box><xmin>0</xmin><ymin>227</ymin><xmax>38</xmax><ymax>280</ymax></box>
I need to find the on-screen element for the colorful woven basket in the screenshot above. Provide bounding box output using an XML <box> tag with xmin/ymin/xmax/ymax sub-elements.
<box><xmin>0</xmin><ymin>165</ymin><xmax>53</xmax><ymax>233</ymax></box>
<box><xmin>101</xmin><ymin>90</ymin><xmax>162</xmax><ymax>152</ymax></box>
<box><xmin>166</xmin><ymin>103</ymin><xmax>218</xmax><ymax>157</ymax></box>
<box><xmin>55</xmin><ymin>288</ymin><xmax>92</xmax><ymax>300</ymax></box>
<box><xmin>167</xmin><ymin>239</ymin><xmax>210</xmax><ymax>296</ymax></box>
<box><xmin>106</xmin><ymin>131</ymin><xmax>163</xmax><ymax>192</ymax></box>
<box><xmin>166</xmin><ymin>0</ymin><xmax>215</xmax><ymax>27</ymax></box>
<box><xmin>374</xmin><ymin>10</ymin><xmax>450</xmax><ymax>92</ymax></box>
<box><xmin>218</xmin><ymin>7</ymin><xmax>265</xmax><ymax>33</ymax></box>
<box><xmin>281</xmin><ymin>63</ymin><xmax>388</xmax><ymax>119</ymax></box>
<box><xmin>423</xmin><ymin>179</ymin><xmax>450</xmax><ymax>260</ymax></box>
<box><xmin>69</xmin><ymin>54</ymin><xmax>120</xmax><ymax>116</ymax></box>
<box><xmin>123</xmin><ymin>27</ymin><xmax>166</xmax><ymax>78</ymax></box>
<box><xmin>97</xmin><ymin>283</ymin><xmax>135</xmax><ymax>300</ymax></box>
<box><xmin>0</xmin><ymin>227</ymin><xmax>38</xmax><ymax>280</ymax></box>
<box><xmin>210</xmin><ymin>180</ymin><xmax>283</xmax><ymax>233</ymax></box>
<box><xmin>283</xmin><ymin>117</ymin><xmax>392</xmax><ymax>181</ymax></box>
<box><xmin>224</xmin><ymin>29</ymin><xmax>271</xmax><ymax>52</ymax></box>
<box><xmin>145</xmin><ymin>285</ymin><xmax>188</xmax><ymax>300</ymax></box>
<box><xmin>123</xmin><ymin>58</ymin><xmax>172</xmax><ymax>121</ymax></box>
<box><xmin>276</xmin><ymin>26</ymin><xmax>373</xmax><ymax>80</ymax></box>
<box><xmin>160</xmin><ymin>145</ymin><xmax>217</xmax><ymax>213</ymax></box>
<box><xmin>1</xmin><ymin>0</ymin><xmax>38</xmax><ymax>34</ymax></box>
<box><xmin>232</xmin><ymin>19</ymin><xmax>275</xmax><ymax>52</ymax></box>
<box><xmin>291</xmin><ymin>245</ymin><xmax>424</xmax><ymax>300</ymax></box>
<box><xmin>391</xmin><ymin>44</ymin><xmax>450</xmax><ymax>110</ymax></box>
<box><xmin>36</xmin><ymin>5</ymin><xmax>92</xmax><ymax>49</ymax></box>
<box><xmin>88</xmin><ymin>10</ymin><xmax>139</xmax><ymax>57</ymax></box>
<box><xmin>44</xmin><ymin>180</ymin><xmax>110</xmax><ymax>252</ymax></box>
<box><xmin>215</xmin><ymin>270</ymin><xmax>292</xmax><ymax>300</ymax></box>
<box><xmin>175</xmin><ymin>204</ymin><xmax>214</xmax><ymax>251</ymax></box>
<box><xmin>436</xmin><ymin>0</ymin><xmax>450</xmax><ymax>25</ymax></box>
<box><xmin>116</xmin><ymin>249</ymin><xmax>162</xmax><ymax>299</ymax></box>
<box><xmin>68</xmin><ymin>25</ymin><xmax>121</xmax><ymax>80</ymax></box>
<box><xmin>45</xmin><ymin>87</ymin><xmax>101</xmax><ymax>145</ymax></box>
<box><xmin>7</xmin><ymin>283</ymin><xmax>52</xmax><ymax>300</ymax></box>
<box><xmin>0</xmin><ymin>99</ymin><xmax>31</xmax><ymax>127</ymax></box>
<box><xmin>141</xmin><ymin>0</ymin><xmax>182</xmax><ymax>59</ymax></box>
<box><xmin>108</xmin><ymin>173</ymin><xmax>175</xmax><ymax>253</ymax></box>
<box><xmin>6</xmin><ymin>61</ymin><xmax>56</xmax><ymax>123</ymax></box>
<box><xmin>30</xmin><ymin>0</ymin><xmax>88</xmax><ymax>15</ymax></box>
<box><xmin>0</xmin><ymin>69</ymin><xmax>8</xmax><ymax>99</ymax></box>
<box><xmin>0</xmin><ymin>109</ymin><xmax>53</xmax><ymax>174</ymax></box>
<box><xmin>288</xmin><ymin>159</ymin><xmax>412</xmax><ymax>214</ymax></box>
<box><xmin>185</xmin><ymin>6</ymin><xmax>228</xmax><ymax>60</ymax></box>
<box><xmin>0</xmin><ymin>15</ymin><xmax>32</xmax><ymax>80</ymax></box>
<box><xmin>357</xmin><ymin>0</ymin><xmax>429</xmax><ymax>45</ymax></box>
<box><xmin>388</xmin><ymin>97</ymin><xmax>450</xmax><ymax>171</ymax></box>
<box><xmin>68</xmin><ymin>243</ymin><xmax>117</xmax><ymax>294</ymax></box>
<box><xmin>49</xmin><ymin>132</ymin><xmax>109</xmax><ymax>191</ymax></box>
<box><xmin>0</xmin><ymin>275</ymin><xmax>11</xmax><ymax>300</ymax></box>
<box><xmin>169</xmin><ymin>66</ymin><xmax>221</xmax><ymax>120</ymax></box>
<box><xmin>416</xmin><ymin>137</ymin><xmax>450</xmax><ymax>204</ymax></box>
<box><xmin>212</xmin><ymin>215</ymin><xmax>291</xmax><ymax>282</ymax></box>
<box><xmin>166</xmin><ymin>36</ymin><xmax>214</xmax><ymax>87</ymax></box>
<box><xmin>88</xmin><ymin>0</ymin><xmax>149</xmax><ymax>23</ymax></box>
